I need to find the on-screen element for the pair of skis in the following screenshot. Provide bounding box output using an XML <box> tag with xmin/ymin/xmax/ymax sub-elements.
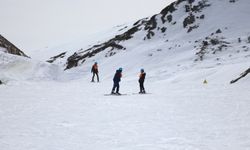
<box><xmin>104</xmin><ymin>93</ymin><xmax>151</xmax><ymax>96</ymax></box>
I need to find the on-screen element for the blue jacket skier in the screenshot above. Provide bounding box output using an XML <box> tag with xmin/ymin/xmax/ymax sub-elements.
<box><xmin>111</xmin><ymin>68</ymin><xmax>122</xmax><ymax>95</ymax></box>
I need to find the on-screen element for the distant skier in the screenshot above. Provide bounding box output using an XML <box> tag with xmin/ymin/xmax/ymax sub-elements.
<box><xmin>111</xmin><ymin>68</ymin><xmax>123</xmax><ymax>95</ymax></box>
<box><xmin>139</xmin><ymin>69</ymin><xmax>146</xmax><ymax>94</ymax></box>
<box><xmin>91</xmin><ymin>62</ymin><xmax>99</xmax><ymax>82</ymax></box>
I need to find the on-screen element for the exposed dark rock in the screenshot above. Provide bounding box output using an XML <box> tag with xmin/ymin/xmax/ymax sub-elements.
<box><xmin>238</xmin><ymin>38</ymin><xmax>241</xmax><ymax>43</ymax></box>
<box><xmin>66</xmin><ymin>41</ymin><xmax>125</xmax><ymax>70</ymax></box>
<box><xmin>160</xmin><ymin>2</ymin><xmax>176</xmax><ymax>24</ymax></box>
<box><xmin>144</xmin><ymin>15</ymin><xmax>157</xmax><ymax>39</ymax></box>
<box><xmin>210</xmin><ymin>38</ymin><xmax>220</xmax><ymax>45</ymax></box>
<box><xmin>146</xmin><ymin>31</ymin><xmax>155</xmax><ymax>39</ymax></box>
<box><xmin>47</xmin><ymin>52</ymin><xmax>66</xmax><ymax>63</ymax></box>
<box><xmin>0</xmin><ymin>80</ymin><xmax>2</xmax><ymax>85</ymax></box>
<box><xmin>176</xmin><ymin>0</ymin><xmax>186</xmax><ymax>5</ymax></box>
<box><xmin>187</xmin><ymin>25</ymin><xmax>199</xmax><ymax>33</ymax></box>
<box><xmin>161</xmin><ymin>27</ymin><xmax>167</xmax><ymax>33</ymax></box>
<box><xmin>196</xmin><ymin>40</ymin><xmax>209</xmax><ymax>60</ymax></box>
<box><xmin>183</xmin><ymin>0</ymin><xmax>210</xmax><ymax>33</ymax></box>
<box><xmin>216</xmin><ymin>29</ymin><xmax>222</xmax><ymax>34</ymax></box>
<box><xmin>118</xmin><ymin>26</ymin><xmax>128</xmax><ymax>32</ymax></box>
<box><xmin>160</xmin><ymin>2</ymin><xmax>176</xmax><ymax>15</ymax></box>
<box><xmin>62</xmin><ymin>24</ymin><xmax>141</xmax><ymax>69</ymax></box>
<box><xmin>115</xmin><ymin>26</ymin><xmax>140</xmax><ymax>41</ymax></box>
<box><xmin>167</xmin><ymin>15</ymin><xmax>173</xmax><ymax>22</ymax></box>
<box><xmin>133</xmin><ymin>20</ymin><xmax>141</xmax><ymax>26</ymax></box>
<box><xmin>229</xmin><ymin>0</ymin><xmax>237</xmax><ymax>3</ymax></box>
<box><xmin>183</xmin><ymin>14</ymin><xmax>196</xmax><ymax>28</ymax></box>
<box><xmin>195</xmin><ymin>32</ymin><xmax>231</xmax><ymax>61</ymax></box>
<box><xmin>192</xmin><ymin>0</ymin><xmax>211</xmax><ymax>12</ymax></box>
<box><xmin>0</xmin><ymin>34</ymin><xmax>28</xmax><ymax>57</ymax></box>
<box><xmin>230</xmin><ymin>67</ymin><xmax>250</xmax><ymax>84</ymax></box>
<box><xmin>200</xmin><ymin>14</ymin><xmax>205</xmax><ymax>19</ymax></box>
<box><xmin>185</xmin><ymin>5</ymin><xmax>191</xmax><ymax>12</ymax></box>
<box><xmin>203</xmin><ymin>41</ymin><xmax>209</xmax><ymax>46</ymax></box>
<box><xmin>189</xmin><ymin>0</ymin><xmax>195</xmax><ymax>3</ymax></box>
<box><xmin>248</xmin><ymin>36</ymin><xmax>250</xmax><ymax>43</ymax></box>
<box><xmin>161</xmin><ymin>16</ymin><xmax>166</xmax><ymax>24</ymax></box>
<box><xmin>144</xmin><ymin>15</ymin><xmax>157</xmax><ymax>31</ymax></box>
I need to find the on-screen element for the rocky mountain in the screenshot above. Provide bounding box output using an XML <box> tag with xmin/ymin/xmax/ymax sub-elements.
<box><xmin>0</xmin><ymin>34</ymin><xmax>28</xmax><ymax>57</ymax></box>
<box><xmin>47</xmin><ymin>0</ymin><xmax>250</xmax><ymax>81</ymax></box>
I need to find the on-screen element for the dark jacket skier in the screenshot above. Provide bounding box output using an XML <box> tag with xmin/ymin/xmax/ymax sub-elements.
<box><xmin>91</xmin><ymin>62</ymin><xmax>99</xmax><ymax>82</ymax></box>
<box><xmin>139</xmin><ymin>69</ymin><xmax>146</xmax><ymax>93</ymax></box>
<box><xmin>111</xmin><ymin>68</ymin><xmax>123</xmax><ymax>94</ymax></box>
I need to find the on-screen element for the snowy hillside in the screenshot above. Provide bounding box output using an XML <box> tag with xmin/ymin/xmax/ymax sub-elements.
<box><xmin>0</xmin><ymin>35</ymin><xmax>60</xmax><ymax>84</ymax></box>
<box><xmin>47</xmin><ymin>0</ymin><xmax>250</xmax><ymax>77</ymax></box>
<box><xmin>1</xmin><ymin>0</ymin><xmax>250</xmax><ymax>150</ymax></box>
<box><xmin>0</xmin><ymin>52</ymin><xmax>62</xmax><ymax>84</ymax></box>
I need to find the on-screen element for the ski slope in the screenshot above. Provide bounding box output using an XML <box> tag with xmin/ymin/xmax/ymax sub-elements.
<box><xmin>0</xmin><ymin>54</ymin><xmax>250</xmax><ymax>150</ymax></box>
<box><xmin>1</xmin><ymin>0</ymin><xmax>250</xmax><ymax>149</ymax></box>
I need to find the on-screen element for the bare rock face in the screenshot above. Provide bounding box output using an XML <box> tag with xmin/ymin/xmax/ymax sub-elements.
<box><xmin>0</xmin><ymin>34</ymin><xmax>28</xmax><ymax>57</ymax></box>
<box><xmin>230</xmin><ymin>67</ymin><xmax>250</xmax><ymax>84</ymax></box>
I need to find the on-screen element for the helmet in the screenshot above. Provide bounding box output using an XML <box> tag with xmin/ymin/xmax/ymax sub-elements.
<box><xmin>140</xmin><ymin>68</ymin><xmax>144</xmax><ymax>72</ymax></box>
<box><xmin>94</xmin><ymin>62</ymin><xmax>98</xmax><ymax>64</ymax></box>
<box><xmin>119</xmin><ymin>67</ymin><xmax>123</xmax><ymax>71</ymax></box>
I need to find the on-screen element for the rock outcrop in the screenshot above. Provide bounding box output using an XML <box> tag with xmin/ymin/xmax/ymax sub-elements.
<box><xmin>0</xmin><ymin>34</ymin><xmax>28</xmax><ymax>57</ymax></box>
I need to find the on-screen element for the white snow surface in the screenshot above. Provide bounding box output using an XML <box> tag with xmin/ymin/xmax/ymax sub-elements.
<box><xmin>1</xmin><ymin>0</ymin><xmax>250</xmax><ymax>150</ymax></box>
<box><xmin>0</xmin><ymin>47</ymin><xmax>7</xmax><ymax>53</ymax></box>
<box><xmin>0</xmin><ymin>61</ymin><xmax>250</xmax><ymax>150</ymax></box>
<box><xmin>0</xmin><ymin>52</ymin><xmax>62</xmax><ymax>83</ymax></box>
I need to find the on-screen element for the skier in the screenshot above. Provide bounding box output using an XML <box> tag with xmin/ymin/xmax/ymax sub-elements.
<box><xmin>111</xmin><ymin>68</ymin><xmax>123</xmax><ymax>95</ymax></box>
<box><xmin>91</xmin><ymin>62</ymin><xmax>99</xmax><ymax>82</ymax></box>
<box><xmin>139</xmin><ymin>69</ymin><xmax>146</xmax><ymax>94</ymax></box>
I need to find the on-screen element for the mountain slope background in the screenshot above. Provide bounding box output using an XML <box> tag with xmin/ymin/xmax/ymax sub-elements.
<box><xmin>47</xmin><ymin>0</ymin><xmax>250</xmax><ymax>82</ymax></box>
<box><xmin>0</xmin><ymin>0</ymin><xmax>250</xmax><ymax>150</ymax></box>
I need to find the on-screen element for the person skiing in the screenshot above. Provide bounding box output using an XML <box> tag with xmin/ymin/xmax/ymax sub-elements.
<box><xmin>111</xmin><ymin>68</ymin><xmax>123</xmax><ymax>95</ymax></box>
<box><xmin>91</xmin><ymin>62</ymin><xmax>99</xmax><ymax>82</ymax></box>
<box><xmin>139</xmin><ymin>69</ymin><xmax>146</xmax><ymax>94</ymax></box>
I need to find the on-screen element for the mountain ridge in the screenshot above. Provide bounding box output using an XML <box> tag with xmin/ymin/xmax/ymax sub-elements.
<box><xmin>47</xmin><ymin>0</ymin><xmax>249</xmax><ymax>77</ymax></box>
<box><xmin>0</xmin><ymin>34</ymin><xmax>29</xmax><ymax>57</ymax></box>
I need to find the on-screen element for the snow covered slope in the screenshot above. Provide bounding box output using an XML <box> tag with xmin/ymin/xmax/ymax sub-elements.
<box><xmin>0</xmin><ymin>52</ymin><xmax>62</xmax><ymax>84</ymax></box>
<box><xmin>0</xmin><ymin>35</ymin><xmax>61</xmax><ymax>84</ymax></box>
<box><xmin>1</xmin><ymin>0</ymin><xmax>250</xmax><ymax>150</ymax></box>
<box><xmin>47</xmin><ymin>0</ymin><xmax>250</xmax><ymax>79</ymax></box>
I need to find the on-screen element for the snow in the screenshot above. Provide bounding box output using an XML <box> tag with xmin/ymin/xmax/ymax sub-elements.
<box><xmin>0</xmin><ymin>52</ymin><xmax>62</xmax><ymax>83</ymax></box>
<box><xmin>1</xmin><ymin>46</ymin><xmax>250</xmax><ymax>149</ymax></box>
<box><xmin>1</xmin><ymin>63</ymin><xmax>250</xmax><ymax>150</ymax></box>
<box><xmin>1</xmin><ymin>0</ymin><xmax>250</xmax><ymax>149</ymax></box>
<box><xmin>0</xmin><ymin>47</ymin><xmax>7</xmax><ymax>53</ymax></box>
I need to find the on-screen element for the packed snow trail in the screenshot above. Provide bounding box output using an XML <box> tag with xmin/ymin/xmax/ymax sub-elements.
<box><xmin>1</xmin><ymin>76</ymin><xmax>250</xmax><ymax>150</ymax></box>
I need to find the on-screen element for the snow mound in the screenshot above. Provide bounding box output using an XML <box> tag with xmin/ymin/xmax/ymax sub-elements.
<box><xmin>0</xmin><ymin>52</ymin><xmax>62</xmax><ymax>84</ymax></box>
